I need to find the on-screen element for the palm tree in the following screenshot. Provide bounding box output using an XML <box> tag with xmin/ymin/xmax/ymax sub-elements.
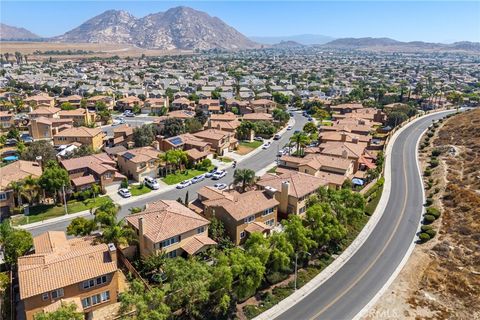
<box><xmin>236</xmin><ymin>121</ymin><xmax>255</xmax><ymax>140</ymax></box>
<box><xmin>289</xmin><ymin>131</ymin><xmax>309</xmax><ymax>156</ymax></box>
<box><xmin>20</xmin><ymin>177</ymin><xmax>40</xmax><ymax>206</ymax></box>
<box><xmin>8</xmin><ymin>181</ymin><xmax>24</xmax><ymax>207</ymax></box>
<box><xmin>101</xmin><ymin>220</ymin><xmax>136</xmax><ymax>248</ymax></box>
<box><xmin>233</xmin><ymin>168</ymin><xmax>256</xmax><ymax>192</ymax></box>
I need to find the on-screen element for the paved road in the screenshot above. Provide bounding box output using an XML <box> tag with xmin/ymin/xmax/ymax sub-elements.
<box><xmin>275</xmin><ymin>110</ymin><xmax>454</xmax><ymax>320</ymax></box>
<box><xmin>28</xmin><ymin>113</ymin><xmax>308</xmax><ymax>236</ymax></box>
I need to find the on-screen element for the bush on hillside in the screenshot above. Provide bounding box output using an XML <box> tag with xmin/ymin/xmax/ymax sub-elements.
<box><xmin>419</xmin><ymin>232</ymin><xmax>431</xmax><ymax>243</ymax></box>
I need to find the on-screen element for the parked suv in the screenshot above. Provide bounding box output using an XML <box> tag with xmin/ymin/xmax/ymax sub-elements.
<box><xmin>144</xmin><ymin>177</ymin><xmax>160</xmax><ymax>190</ymax></box>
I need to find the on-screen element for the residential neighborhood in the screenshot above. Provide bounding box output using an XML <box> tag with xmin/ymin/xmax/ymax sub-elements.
<box><xmin>0</xmin><ymin>14</ymin><xmax>479</xmax><ymax>320</ymax></box>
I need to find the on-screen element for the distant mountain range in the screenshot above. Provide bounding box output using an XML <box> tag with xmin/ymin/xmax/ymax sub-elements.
<box><xmin>250</xmin><ymin>34</ymin><xmax>335</xmax><ymax>45</ymax></box>
<box><xmin>0</xmin><ymin>23</ymin><xmax>39</xmax><ymax>40</ymax></box>
<box><xmin>321</xmin><ymin>37</ymin><xmax>480</xmax><ymax>53</ymax></box>
<box><xmin>53</xmin><ymin>6</ymin><xmax>260</xmax><ymax>50</ymax></box>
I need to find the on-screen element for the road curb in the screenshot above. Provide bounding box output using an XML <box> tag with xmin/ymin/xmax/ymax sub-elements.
<box><xmin>17</xmin><ymin>209</ymin><xmax>91</xmax><ymax>230</ymax></box>
<box><xmin>253</xmin><ymin>110</ymin><xmax>451</xmax><ymax>320</ymax></box>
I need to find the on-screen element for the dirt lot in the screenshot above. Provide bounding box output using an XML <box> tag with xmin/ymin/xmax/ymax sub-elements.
<box><xmin>0</xmin><ymin>41</ymin><xmax>191</xmax><ymax>60</ymax></box>
<box><xmin>365</xmin><ymin>109</ymin><xmax>480</xmax><ymax>320</ymax></box>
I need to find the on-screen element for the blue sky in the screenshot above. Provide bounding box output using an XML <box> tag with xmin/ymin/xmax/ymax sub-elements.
<box><xmin>1</xmin><ymin>1</ymin><xmax>479</xmax><ymax>43</ymax></box>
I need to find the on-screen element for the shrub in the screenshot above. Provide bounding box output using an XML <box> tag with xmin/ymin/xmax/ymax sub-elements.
<box><xmin>421</xmin><ymin>225</ymin><xmax>433</xmax><ymax>232</ymax></box>
<box><xmin>425</xmin><ymin>198</ymin><xmax>433</xmax><ymax>206</ymax></box>
<box><xmin>431</xmin><ymin>149</ymin><xmax>441</xmax><ymax>157</ymax></box>
<box><xmin>120</xmin><ymin>179</ymin><xmax>129</xmax><ymax>189</ymax></box>
<box><xmin>430</xmin><ymin>159</ymin><xmax>439</xmax><ymax>168</ymax></box>
<box><xmin>419</xmin><ymin>232</ymin><xmax>431</xmax><ymax>242</ymax></box>
<box><xmin>424</xmin><ymin>214</ymin><xmax>436</xmax><ymax>224</ymax></box>
<box><xmin>426</xmin><ymin>207</ymin><xmax>441</xmax><ymax>219</ymax></box>
<box><xmin>427</xmin><ymin>132</ymin><xmax>434</xmax><ymax>138</ymax></box>
<box><xmin>424</xmin><ymin>168</ymin><xmax>432</xmax><ymax>177</ymax></box>
<box><xmin>425</xmin><ymin>229</ymin><xmax>437</xmax><ymax>238</ymax></box>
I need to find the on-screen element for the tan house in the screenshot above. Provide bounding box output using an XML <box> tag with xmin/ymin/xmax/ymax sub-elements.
<box><xmin>87</xmin><ymin>96</ymin><xmax>115</xmax><ymax>110</ymax></box>
<box><xmin>18</xmin><ymin>231</ymin><xmax>121</xmax><ymax>320</ymax></box>
<box><xmin>60</xmin><ymin>154</ymin><xmax>126</xmax><ymax>192</ymax></box>
<box><xmin>192</xmin><ymin>129</ymin><xmax>237</xmax><ymax>155</ymax></box>
<box><xmin>117</xmin><ymin>146</ymin><xmax>160</xmax><ymax>181</ymax></box>
<box><xmin>144</xmin><ymin>97</ymin><xmax>169</xmax><ymax>115</ymax></box>
<box><xmin>171</xmin><ymin>97</ymin><xmax>194</xmax><ymax>110</ymax></box>
<box><xmin>198</xmin><ymin>98</ymin><xmax>221</xmax><ymax>114</ymax></box>
<box><xmin>24</xmin><ymin>95</ymin><xmax>55</xmax><ymax>108</ymax></box>
<box><xmin>126</xmin><ymin>200</ymin><xmax>216</xmax><ymax>258</ymax></box>
<box><xmin>242</xmin><ymin>113</ymin><xmax>274</xmax><ymax>122</ymax></box>
<box><xmin>0</xmin><ymin>160</ymin><xmax>42</xmax><ymax>219</ymax></box>
<box><xmin>57</xmin><ymin>95</ymin><xmax>83</xmax><ymax>108</ymax></box>
<box><xmin>250</xmin><ymin>99</ymin><xmax>277</xmax><ymax>113</ymax></box>
<box><xmin>116</xmin><ymin>96</ymin><xmax>142</xmax><ymax>110</ymax></box>
<box><xmin>53</xmin><ymin>127</ymin><xmax>105</xmax><ymax>151</ymax></box>
<box><xmin>28</xmin><ymin>107</ymin><xmax>61</xmax><ymax>119</ymax></box>
<box><xmin>110</xmin><ymin>124</ymin><xmax>134</xmax><ymax>148</ymax></box>
<box><xmin>256</xmin><ymin>171</ymin><xmax>328</xmax><ymax>218</ymax></box>
<box><xmin>200</xmin><ymin>188</ymin><xmax>279</xmax><ymax>245</ymax></box>
<box><xmin>59</xmin><ymin>109</ymin><xmax>96</xmax><ymax>126</ymax></box>
<box><xmin>0</xmin><ymin>111</ymin><xmax>14</xmax><ymax>129</ymax></box>
<box><xmin>29</xmin><ymin>117</ymin><xmax>73</xmax><ymax>140</ymax></box>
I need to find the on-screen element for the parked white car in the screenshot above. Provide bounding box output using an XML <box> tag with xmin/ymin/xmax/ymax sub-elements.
<box><xmin>214</xmin><ymin>183</ymin><xmax>228</xmax><ymax>190</ymax></box>
<box><xmin>118</xmin><ymin>188</ymin><xmax>132</xmax><ymax>198</ymax></box>
<box><xmin>212</xmin><ymin>170</ymin><xmax>227</xmax><ymax>180</ymax></box>
<box><xmin>191</xmin><ymin>174</ymin><xmax>205</xmax><ymax>184</ymax></box>
<box><xmin>262</xmin><ymin>142</ymin><xmax>272</xmax><ymax>149</ymax></box>
<box><xmin>144</xmin><ymin>177</ymin><xmax>160</xmax><ymax>190</ymax></box>
<box><xmin>176</xmin><ymin>180</ymin><xmax>192</xmax><ymax>189</ymax></box>
<box><xmin>287</xmin><ymin>125</ymin><xmax>293</xmax><ymax>130</ymax></box>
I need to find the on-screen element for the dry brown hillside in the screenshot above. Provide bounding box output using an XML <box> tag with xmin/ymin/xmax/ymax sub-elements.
<box><xmin>365</xmin><ymin>109</ymin><xmax>480</xmax><ymax>320</ymax></box>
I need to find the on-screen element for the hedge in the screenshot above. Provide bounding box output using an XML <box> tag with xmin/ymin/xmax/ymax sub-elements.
<box><xmin>424</xmin><ymin>214</ymin><xmax>436</xmax><ymax>224</ymax></box>
<box><xmin>421</xmin><ymin>225</ymin><xmax>433</xmax><ymax>232</ymax></box>
<box><xmin>426</xmin><ymin>207</ymin><xmax>441</xmax><ymax>219</ymax></box>
<box><xmin>419</xmin><ymin>233</ymin><xmax>431</xmax><ymax>242</ymax></box>
<box><xmin>425</xmin><ymin>229</ymin><xmax>437</xmax><ymax>238</ymax></box>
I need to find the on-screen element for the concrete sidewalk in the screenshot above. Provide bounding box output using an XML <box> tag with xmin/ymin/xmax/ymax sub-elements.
<box><xmin>17</xmin><ymin>209</ymin><xmax>92</xmax><ymax>230</ymax></box>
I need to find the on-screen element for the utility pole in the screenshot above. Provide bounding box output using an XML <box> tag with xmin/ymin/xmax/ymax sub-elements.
<box><xmin>62</xmin><ymin>183</ymin><xmax>68</xmax><ymax>215</ymax></box>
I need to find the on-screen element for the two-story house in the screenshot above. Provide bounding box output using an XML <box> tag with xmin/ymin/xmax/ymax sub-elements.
<box><xmin>28</xmin><ymin>107</ymin><xmax>61</xmax><ymax>119</ymax></box>
<box><xmin>192</xmin><ymin>129</ymin><xmax>237</xmax><ymax>156</ymax></box>
<box><xmin>200</xmin><ymin>188</ymin><xmax>279</xmax><ymax>245</ymax></box>
<box><xmin>0</xmin><ymin>160</ymin><xmax>42</xmax><ymax>220</ymax></box>
<box><xmin>60</xmin><ymin>154</ymin><xmax>126</xmax><ymax>192</ymax></box>
<box><xmin>24</xmin><ymin>95</ymin><xmax>55</xmax><ymax>108</ymax></box>
<box><xmin>58</xmin><ymin>109</ymin><xmax>96</xmax><ymax>126</ymax></box>
<box><xmin>126</xmin><ymin>200</ymin><xmax>216</xmax><ymax>258</ymax></box>
<box><xmin>53</xmin><ymin>127</ymin><xmax>105</xmax><ymax>151</ymax></box>
<box><xmin>0</xmin><ymin>111</ymin><xmax>14</xmax><ymax>129</ymax></box>
<box><xmin>144</xmin><ymin>97</ymin><xmax>169</xmax><ymax>115</ymax></box>
<box><xmin>29</xmin><ymin>117</ymin><xmax>73</xmax><ymax>141</ymax></box>
<box><xmin>117</xmin><ymin>146</ymin><xmax>160</xmax><ymax>182</ymax></box>
<box><xmin>18</xmin><ymin>231</ymin><xmax>121</xmax><ymax>320</ymax></box>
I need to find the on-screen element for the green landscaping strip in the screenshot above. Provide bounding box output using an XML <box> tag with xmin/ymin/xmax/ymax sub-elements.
<box><xmin>239</xmin><ymin>140</ymin><xmax>263</xmax><ymax>149</ymax></box>
<box><xmin>129</xmin><ymin>185</ymin><xmax>152</xmax><ymax>196</ymax></box>
<box><xmin>11</xmin><ymin>196</ymin><xmax>112</xmax><ymax>226</ymax></box>
<box><xmin>162</xmin><ymin>166</ymin><xmax>213</xmax><ymax>185</ymax></box>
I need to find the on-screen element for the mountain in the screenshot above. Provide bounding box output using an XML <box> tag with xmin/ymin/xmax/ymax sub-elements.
<box><xmin>0</xmin><ymin>23</ymin><xmax>39</xmax><ymax>40</ymax></box>
<box><xmin>54</xmin><ymin>6</ymin><xmax>260</xmax><ymax>50</ymax></box>
<box><xmin>251</xmin><ymin>34</ymin><xmax>335</xmax><ymax>45</ymax></box>
<box><xmin>321</xmin><ymin>37</ymin><xmax>480</xmax><ymax>53</ymax></box>
<box><xmin>272</xmin><ymin>40</ymin><xmax>305</xmax><ymax>49</ymax></box>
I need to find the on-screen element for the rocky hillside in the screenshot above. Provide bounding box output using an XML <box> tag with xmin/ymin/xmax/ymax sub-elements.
<box><xmin>54</xmin><ymin>6</ymin><xmax>260</xmax><ymax>50</ymax></box>
<box><xmin>0</xmin><ymin>23</ymin><xmax>39</xmax><ymax>40</ymax></box>
<box><xmin>322</xmin><ymin>37</ymin><xmax>480</xmax><ymax>53</ymax></box>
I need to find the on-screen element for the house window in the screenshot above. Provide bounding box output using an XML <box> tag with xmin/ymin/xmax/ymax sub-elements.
<box><xmin>160</xmin><ymin>236</ymin><xmax>180</xmax><ymax>248</ymax></box>
<box><xmin>83</xmin><ymin>279</ymin><xmax>95</xmax><ymax>289</ymax></box>
<box><xmin>197</xmin><ymin>226</ymin><xmax>205</xmax><ymax>234</ymax></box>
<box><xmin>96</xmin><ymin>275</ymin><xmax>108</xmax><ymax>285</ymax></box>
<box><xmin>299</xmin><ymin>206</ymin><xmax>306</xmax><ymax>214</ymax></box>
<box><xmin>265</xmin><ymin>219</ymin><xmax>275</xmax><ymax>227</ymax></box>
<box><xmin>51</xmin><ymin>288</ymin><xmax>64</xmax><ymax>299</ymax></box>
<box><xmin>263</xmin><ymin>207</ymin><xmax>274</xmax><ymax>216</ymax></box>
<box><xmin>167</xmin><ymin>250</ymin><xmax>177</xmax><ymax>258</ymax></box>
<box><xmin>0</xmin><ymin>192</ymin><xmax>6</xmax><ymax>201</ymax></box>
<box><xmin>244</xmin><ymin>215</ymin><xmax>255</xmax><ymax>224</ymax></box>
<box><xmin>240</xmin><ymin>231</ymin><xmax>246</xmax><ymax>239</ymax></box>
<box><xmin>42</xmin><ymin>293</ymin><xmax>49</xmax><ymax>301</ymax></box>
<box><xmin>104</xmin><ymin>172</ymin><xmax>112</xmax><ymax>179</ymax></box>
<box><xmin>82</xmin><ymin>297</ymin><xmax>91</xmax><ymax>309</ymax></box>
<box><xmin>139</xmin><ymin>162</ymin><xmax>146</xmax><ymax>169</ymax></box>
<box><xmin>91</xmin><ymin>291</ymin><xmax>109</xmax><ymax>305</ymax></box>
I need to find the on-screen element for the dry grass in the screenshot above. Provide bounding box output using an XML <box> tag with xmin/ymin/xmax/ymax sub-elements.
<box><xmin>0</xmin><ymin>41</ymin><xmax>192</xmax><ymax>60</ymax></box>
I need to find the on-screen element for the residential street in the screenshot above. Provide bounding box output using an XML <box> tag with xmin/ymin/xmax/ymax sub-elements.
<box><xmin>270</xmin><ymin>110</ymin><xmax>455</xmax><ymax>320</ymax></box>
<box><xmin>27</xmin><ymin>112</ymin><xmax>308</xmax><ymax>236</ymax></box>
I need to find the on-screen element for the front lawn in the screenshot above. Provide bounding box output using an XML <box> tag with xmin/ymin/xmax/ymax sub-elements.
<box><xmin>162</xmin><ymin>166</ymin><xmax>213</xmax><ymax>185</ymax></box>
<box><xmin>129</xmin><ymin>184</ymin><xmax>152</xmax><ymax>196</ymax></box>
<box><xmin>218</xmin><ymin>156</ymin><xmax>234</xmax><ymax>163</ymax></box>
<box><xmin>236</xmin><ymin>140</ymin><xmax>263</xmax><ymax>155</ymax></box>
<box><xmin>11</xmin><ymin>196</ymin><xmax>112</xmax><ymax>226</ymax></box>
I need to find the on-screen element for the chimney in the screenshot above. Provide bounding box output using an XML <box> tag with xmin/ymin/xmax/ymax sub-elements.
<box><xmin>151</xmin><ymin>140</ymin><xmax>160</xmax><ymax>151</ymax></box>
<box><xmin>341</xmin><ymin>132</ymin><xmax>347</xmax><ymax>142</ymax></box>
<box><xmin>342</xmin><ymin>150</ymin><xmax>348</xmax><ymax>159</ymax></box>
<box><xmin>279</xmin><ymin>181</ymin><xmax>290</xmax><ymax>215</ymax></box>
<box><xmin>352</xmin><ymin>137</ymin><xmax>359</xmax><ymax>144</ymax></box>
<box><xmin>138</xmin><ymin>217</ymin><xmax>145</xmax><ymax>257</ymax></box>
<box><xmin>107</xmin><ymin>243</ymin><xmax>117</xmax><ymax>265</ymax></box>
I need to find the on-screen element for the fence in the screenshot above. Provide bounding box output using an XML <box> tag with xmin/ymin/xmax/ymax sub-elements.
<box><xmin>116</xmin><ymin>249</ymin><xmax>151</xmax><ymax>291</ymax></box>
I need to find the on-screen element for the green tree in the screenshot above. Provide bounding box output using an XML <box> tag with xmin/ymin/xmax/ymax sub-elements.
<box><xmin>133</xmin><ymin>124</ymin><xmax>156</xmax><ymax>147</ymax></box>
<box><xmin>233</xmin><ymin>168</ymin><xmax>256</xmax><ymax>192</ymax></box>
<box><xmin>272</xmin><ymin>92</ymin><xmax>290</xmax><ymax>105</ymax></box>
<box><xmin>236</xmin><ymin>121</ymin><xmax>255</xmax><ymax>140</ymax></box>
<box><xmin>283</xmin><ymin>215</ymin><xmax>315</xmax><ymax>254</ymax></box>
<box><xmin>272</xmin><ymin>108</ymin><xmax>290</xmax><ymax>125</ymax></box>
<box><xmin>227</xmin><ymin>248</ymin><xmax>266</xmax><ymax>301</ymax></box>
<box><xmin>0</xmin><ymin>222</ymin><xmax>33</xmax><ymax>266</ymax></box>
<box><xmin>161</xmin><ymin>118</ymin><xmax>185</xmax><ymax>138</ymax></box>
<box><xmin>67</xmin><ymin>217</ymin><xmax>96</xmax><ymax>236</ymax></box>
<box><xmin>268</xmin><ymin>232</ymin><xmax>293</xmax><ymax>274</ymax></box>
<box><xmin>244</xmin><ymin>232</ymin><xmax>271</xmax><ymax>265</ymax></box>
<box><xmin>184</xmin><ymin>118</ymin><xmax>203</xmax><ymax>133</ymax></box>
<box><xmin>38</xmin><ymin>162</ymin><xmax>70</xmax><ymax>203</ymax></box>
<box><xmin>289</xmin><ymin>131</ymin><xmax>310</xmax><ymax>156</ymax></box>
<box><xmin>60</xmin><ymin>102</ymin><xmax>75</xmax><ymax>110</ymax></box>
<box><xmin>120</xmin><ymin>279</ymin><xmax>171</xmax><ymax>320</ymax></box>
<box><xmin>386</xmin><ymin>111</ymin><xmax>408</xmax><ymax>127</ymax></box>
<box><xmin>164</xmin><ymin>258</ymin><xmax>212</xmax><ymax>317</ymax></box>
<box><xmin>306</xmin><ymin>203</ymin><xmax>346</xmax><ymax>252</ymax></box>
<box><xmin>101</xmin><ymin>220</ymin><xmax>135</xmax><ymax>247</ymax></box>
<box><xmin>34</xmin><ymin>302</ymin><xmax>83</xmax><ymax>320</ymax></box>
<box><xmin>303</xmin><ymin>122</ymin><xmax>317</xmax><ymax>135</ymax></box>
<box><xmin>20</xmin><ymin>140</ymin><xmax>57</xmax><ymax>165</ymax></box>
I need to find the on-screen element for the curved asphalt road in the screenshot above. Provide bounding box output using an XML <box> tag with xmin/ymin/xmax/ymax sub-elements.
<box><xmin>275</xmin><ymin>110</ymin><xmax>454</xmax><ymax>320</ymax></box>
<box><xmin>28</xmin><ymin>113</ymin><xmax>308</xmax><ymax>236</ymax></box>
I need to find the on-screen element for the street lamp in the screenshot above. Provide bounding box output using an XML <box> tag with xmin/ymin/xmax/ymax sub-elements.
<box><xmin>294</xmin><ymin>251</ymin><xmax>311</xmax><ymax>291</ymax></box>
